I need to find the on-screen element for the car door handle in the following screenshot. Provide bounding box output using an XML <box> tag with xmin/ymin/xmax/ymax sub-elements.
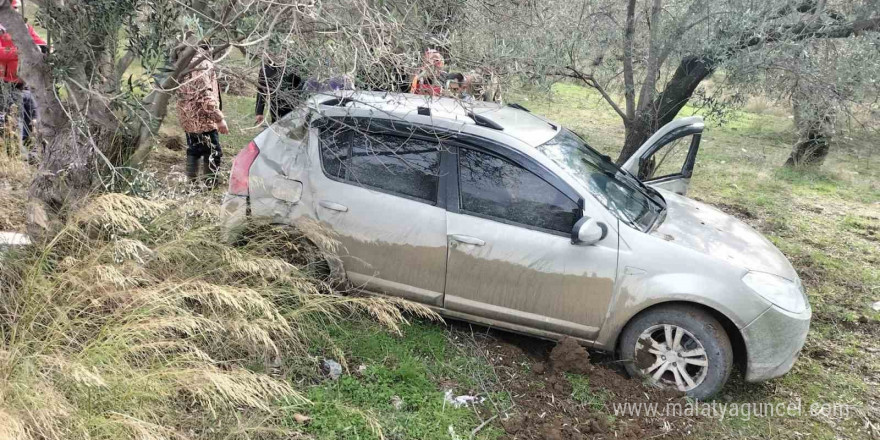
<box><xmin>319</xmin><ymin>200</ymin><xmax>348</xmax><ymax>212</ymax></box>
<box><xmin>449</xmin><ymin>234</ymin><xmax>485</xmax><ymax>246</ymax></box>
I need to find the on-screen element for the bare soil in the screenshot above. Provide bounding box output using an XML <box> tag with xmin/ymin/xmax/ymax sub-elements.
<box><xmin>162</xmin><ymin>135</ymin><xmax>185</xmax><ymax>152</ymax></box>
<box><xmin>459</xmin><ymin>327</ymin><xmax>708</xmax><ymax>439</ymax></box>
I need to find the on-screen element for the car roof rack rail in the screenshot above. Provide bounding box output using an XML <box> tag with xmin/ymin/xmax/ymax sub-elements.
<box><xmin>507</xmin><ymin>103</ymin><xmax>530</xmax><ymax>112</ymax></box>
<box><xmin>467</xmin><ymin>111</ymin><xmax>504</xmax><ymax>131</ymax></box>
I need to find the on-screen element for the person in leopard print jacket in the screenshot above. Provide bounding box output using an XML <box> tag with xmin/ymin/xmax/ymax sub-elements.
<box><xmin>176</xmin><ymin>47</ymin><xmax>229</xmax><ymax>185</ymax></box>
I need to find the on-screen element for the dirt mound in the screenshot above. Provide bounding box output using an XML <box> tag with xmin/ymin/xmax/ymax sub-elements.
<box><xmin>162</xmin><ymin>135</ymin><xmax>185</xmax><ymax>152</ymax></box>
<box><xmin>549</xmin><ymin>337</ymin><xmax>591</xmax><ymax>374</ymax></box>
<box><xmin>464</xmin><ymin>330</ymin><xmax>702</xmax><ymax>440</ymax></box>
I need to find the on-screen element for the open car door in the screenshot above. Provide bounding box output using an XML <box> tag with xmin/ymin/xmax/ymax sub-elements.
<box><xmin>621</xmin><ymin>116</ymin><xmax>704</xmax><ymax>196</ymax></box>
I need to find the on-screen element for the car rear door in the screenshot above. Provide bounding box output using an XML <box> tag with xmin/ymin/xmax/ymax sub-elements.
<box><xmin>621</xmin><ymin>116</ymin><xmax>704</xmax><ymax>195</ymax></box>
<box><xmin>442</xmin><ymin>143</ymin><xmax>619</xmax><ymax>340</ymax></box>
<box><xmin>308</xmin><ymin>118</ymin><xmax>449</xmax><ymax>306</ymax></box>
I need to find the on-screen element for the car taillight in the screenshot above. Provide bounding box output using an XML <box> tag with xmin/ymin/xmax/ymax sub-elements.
<box><xmin>229</xmin><ymin>141</ymin><xmax>260</xmax><ymax>195</ymax></box>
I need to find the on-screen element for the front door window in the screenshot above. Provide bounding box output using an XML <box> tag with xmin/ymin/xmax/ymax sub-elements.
<box><xmin>458</xmin><ymin>148</ymin><xmax>579</xmax><ymax>235</ymax></box>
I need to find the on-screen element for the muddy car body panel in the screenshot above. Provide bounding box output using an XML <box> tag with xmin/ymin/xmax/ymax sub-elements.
<box><xmin>222</xmin><ymin>92</ymin><xmax>810</xmax><ymax>394</ymax></box>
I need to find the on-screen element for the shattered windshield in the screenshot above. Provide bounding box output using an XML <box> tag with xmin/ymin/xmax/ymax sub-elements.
<box><xmin>537</xmin><ymin>129</ymin><xmax>664</xmax><ymax>231</ymax></box>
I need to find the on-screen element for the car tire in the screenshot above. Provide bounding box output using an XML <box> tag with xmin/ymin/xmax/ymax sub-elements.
<box><xmin>619</xmin><ymin>305</ymin><xmax>733</xmax><ymax>400</ymax></box>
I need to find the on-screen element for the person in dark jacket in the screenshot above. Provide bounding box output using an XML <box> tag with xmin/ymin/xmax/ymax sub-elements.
<box><xmin>255</xmin><ymin>62</ymin><xmax>303</xmax><ymax>125</ymax></box>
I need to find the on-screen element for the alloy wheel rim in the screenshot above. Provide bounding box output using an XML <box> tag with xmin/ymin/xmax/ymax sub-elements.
<box><xmin>634</xmin><ymin>324</ymin><xmax>709</xmax><ymax>392</ymax></box>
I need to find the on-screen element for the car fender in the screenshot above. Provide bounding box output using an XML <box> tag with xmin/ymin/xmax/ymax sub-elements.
<box><xmin>594</xmin><ymin>269</ymin><xmax>771</xmax><ymax>350</ymax></box>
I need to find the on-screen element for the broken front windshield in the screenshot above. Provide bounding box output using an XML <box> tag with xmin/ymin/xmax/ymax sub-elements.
<box><xmin>537</xmin><ymin>129</ymin><xmax>664</xmax><ymax>231</ymax></box>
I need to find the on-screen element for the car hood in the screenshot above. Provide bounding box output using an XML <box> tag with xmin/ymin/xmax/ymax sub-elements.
<box><xmin>651</xmin><ymin>191</ymin><xmax>798</xmax><ymax>281</ymax></box>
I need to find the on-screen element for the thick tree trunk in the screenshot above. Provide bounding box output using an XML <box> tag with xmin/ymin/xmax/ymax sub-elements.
<box><xmin>0</xmin><ymin>1</ymin><xmax>122</xmax><ymax>236</ymax></box>
<box><xmin>0</xmin><ymin>2</ymin><xmax>79</xmax><ymax>235</ymax></box>
<box><xmin>785</xmin><ymin>129</ymin><xmax>831</xmax><ymax>167</ymax></box>
<box><xmin>785</xmin><ymin>90</ymin><xmax>834</xmax><ymax>167</ymax></box>
<box><xmin>26</xmin><ymin>128</ymin><xmax>96</xmax><ymax>233</ymax></box>
<box><xmin>616</xmin><ymin>55</ymin><xmax>717</xmax><ymax>164</ymax></box>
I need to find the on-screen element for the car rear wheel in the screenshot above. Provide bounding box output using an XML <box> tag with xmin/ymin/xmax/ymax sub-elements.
<box><xmin>619</xmin><ymin>305</ymin><xmax>733</xmax><ymax>400</ymax></box>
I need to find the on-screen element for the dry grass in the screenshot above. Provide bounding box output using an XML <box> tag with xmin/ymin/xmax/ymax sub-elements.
<box><xmin>0</xmin><ymin>193</ymin><xmax>438</xmax><ymax>440</ymax></box>
<box><xmin>0</xmin><ymin>152</ymin><xmax>30</xmax><ymax>232</ymax></box>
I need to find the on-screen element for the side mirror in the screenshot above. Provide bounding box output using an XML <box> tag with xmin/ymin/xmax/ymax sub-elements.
<box><xmin>571</xmin><ymin>216</ymin><xmax>608</xmax><ymax>245</ymax></box>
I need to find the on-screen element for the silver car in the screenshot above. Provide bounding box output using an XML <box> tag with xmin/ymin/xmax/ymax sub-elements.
<box><xmin>221</xmin><ymin>92</ymin><xmax>810</xmax><ymax>399</ymax></box>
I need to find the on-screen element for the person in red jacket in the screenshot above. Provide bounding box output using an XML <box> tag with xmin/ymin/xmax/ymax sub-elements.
<box><xmin>0</xmin><ymin>0</ymin><xmax>47</xmax><ymax>158</ymax></box>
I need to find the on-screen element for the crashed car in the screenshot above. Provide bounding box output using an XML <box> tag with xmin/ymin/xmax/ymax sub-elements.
<box><xmin>221</xmin><ymin>92</ymin><xmax>810</xmax><ymax>399</ymax></box>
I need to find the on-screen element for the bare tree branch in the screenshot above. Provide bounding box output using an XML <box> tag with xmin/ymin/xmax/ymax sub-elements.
<box><xmin>622</xmin><ymin>0</ymin><xmax>636</xmax><ymax>123</ymax></box>
<box><xmin>562</xmin><ymin>67</ymin><xmax>629</xmax><ymax>123</ymax></box>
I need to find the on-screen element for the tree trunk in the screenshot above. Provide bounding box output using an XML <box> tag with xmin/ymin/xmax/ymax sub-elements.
<box><xmin>0</xmin><ymin>3</ymin><xmax>76</xmax><ymax>235</ymax></box>
<box><xmin>612</xmin><ymin>13</ymin><xmax>880</xmax><ymax>165</ymax></box>
<box><xmin>616</xmin><ymin>55</ymin><xmax>717</xmax><ymax>164</ymax></box>
<box><xmin>784</xmin><ymin>128</ymin><xmax>831</xmax><ymax>167</ymax></box>
<box><xmin>0</xmin><ymin>1</ymin><xmax>123</xmax><ymax>237</ymax></box>
<box><xmin>26</xmin><ymin>128</ymin><xmax>97</xmax><ymax>233</ymax></box>
<box><xmin>785</xmin><ymin>89</ymin><xmax>834</xmax><ymax>167</ymax></box>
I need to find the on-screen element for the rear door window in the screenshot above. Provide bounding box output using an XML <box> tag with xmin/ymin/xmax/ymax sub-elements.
<box><xmin>458</xmin><ymin>148</ymin><xmax>578</xmax><ymax>234</ymax></box>
<box><xmin>318</xmin><ymin>122</ymin><xmax>441</xmax><ymax>203</ymax></box>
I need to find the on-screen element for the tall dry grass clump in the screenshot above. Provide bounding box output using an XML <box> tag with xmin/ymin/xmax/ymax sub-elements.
<box><xmin>0</xmin><ymin>193</ymin><xmax>437</xmax><ymax>440</ymax></box>
<box><xmin>0</xmin><ymin>147</ymin><xmax>31</xmax><ymax>231</ymax></box>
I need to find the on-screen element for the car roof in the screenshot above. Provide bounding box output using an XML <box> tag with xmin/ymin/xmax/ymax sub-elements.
<box><xmin>307</xmin><ymin>91</ymin><xmax>560</xmax><ymax>147</ymax></box>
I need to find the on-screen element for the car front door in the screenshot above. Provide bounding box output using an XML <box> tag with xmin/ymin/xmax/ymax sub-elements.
<box><xmin>621</xmin><ymin>116</ymin><xmax>704</xmax><ymax>195</ymax></box>
<box><xmin>309</xmin><ymin>118</ymin><xmax>449</xmax><ymax>306</ymax></box>
<box><xmin>443</xmin><ymin>144</ymin><xmax>619</xmax><ymax>340</ymax></box>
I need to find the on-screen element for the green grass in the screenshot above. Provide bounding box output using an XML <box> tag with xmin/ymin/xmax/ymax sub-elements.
<box><xmin>283</xmin><ymin>320</ymin><xmax>504</xmax><ymax>440</ymax></box>
<box><xmin>566</xmin><ymin>373</ymin><xmax>608</xmax><ymax>411</ymax></box>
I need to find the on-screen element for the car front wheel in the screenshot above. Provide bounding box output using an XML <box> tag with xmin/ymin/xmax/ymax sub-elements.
<box><xmin>619</xmin><ymin>305</ymin><xmax>733</xmax><ymax>400</ymax></box>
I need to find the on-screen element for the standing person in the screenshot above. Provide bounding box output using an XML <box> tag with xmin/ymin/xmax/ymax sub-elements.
<box><xmin>409</xmin><ymin>49</ymin><xmax>469</xmax><ymax>97</ymax></box>
<box><xmin>176</xmin><ymin>46</ymin><xmax>228</xmax><ymax>186</ymax></box>
<box><xmin>255</xmin><ymin>60</ymin><xmax>302</xmax><ymax>125</ymax></box>
<box><xmin>410</xmin><ymin>49</ymin><xmax>447</xmax><ymax>96</ymax></box>
<box><xmin>0</xmin><ymin>0</ymin><xmax>47</xmax><ymax>160</ymax></box>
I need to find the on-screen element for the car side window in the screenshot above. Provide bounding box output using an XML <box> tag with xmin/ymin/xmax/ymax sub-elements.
<box><xmin>318</xmin><ymin>122</ymin><xmax>441</xmax><ymax>203</ymax></box>
<box><xmin>458</xmin><ymin>148</ymin><xmax>579</xmax><ymax>234</ymax></box>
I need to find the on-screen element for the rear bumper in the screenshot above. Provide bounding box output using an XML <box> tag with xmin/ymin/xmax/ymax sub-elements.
<box><xmin>742</xmin><ymin>305</ymin><xmax>811</xmax><ymax>382</ymax></box>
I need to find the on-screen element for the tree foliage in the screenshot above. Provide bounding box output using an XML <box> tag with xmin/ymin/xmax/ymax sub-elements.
<box><xmin>463</xmin><ymin>0</ymin><xmax>880</xmax><ymax>162</ymax></box>
<box><xmin>0</xmin><ymin>0</ymin><xmax>471</xmax><ymax>234</ymax></box>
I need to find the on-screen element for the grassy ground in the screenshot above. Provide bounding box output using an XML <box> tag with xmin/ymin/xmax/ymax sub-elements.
<box><xmin>125</xmin><ymin>83</ymin><xmax>880</xmax><ymax>439</ymax></box>
<box><xmin>292</xmin><ymin>320</ymin><xmax>507</xmax><ymax>440</ymax></box>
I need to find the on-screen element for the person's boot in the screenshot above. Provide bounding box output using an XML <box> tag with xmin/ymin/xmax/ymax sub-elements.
<box><xmin>185</xmin><ymin>155</ymin><xmax>200</xmax><ymax>182</ymax></box>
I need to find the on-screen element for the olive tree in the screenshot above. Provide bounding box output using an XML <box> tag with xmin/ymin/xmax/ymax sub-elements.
<box><xmin>736</xmin><ymin>35</ymin><xmax>880</xmax><ymax>167</ymax></box>
<box><xmin>0</xmin><ymin>0</ymin><xmax>460</xmax><ymax>236</ymax></box>
<box><xmin>464</xmin><ymin>0</ymin><xmax>880</xmax><ymax>164</ymax></box>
